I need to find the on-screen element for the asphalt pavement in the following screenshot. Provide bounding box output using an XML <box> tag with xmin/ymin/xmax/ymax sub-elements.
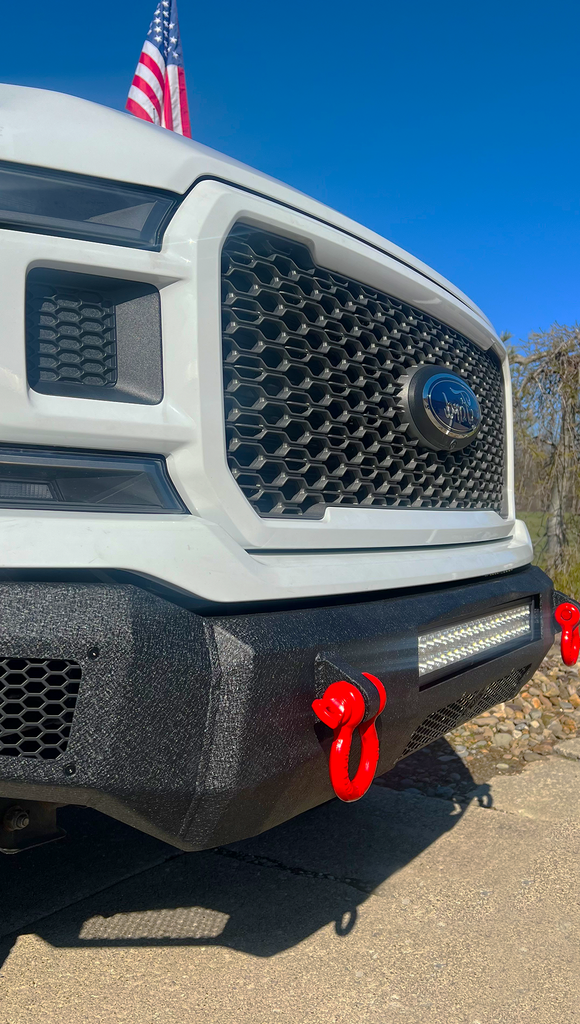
<box><xmin>1</xmin><ymin>755</ymin><xmax>579</xmax><ymax>1024</ymax></box>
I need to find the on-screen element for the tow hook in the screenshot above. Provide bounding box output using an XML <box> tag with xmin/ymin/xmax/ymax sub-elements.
<box><xmin>555</xmin><ymin>602</ymin><xmax>580</xmax><ymax>666</ymax></box>
<box><xmin>312</xmin><ymin>673</ymin><xmax>387</xmax><ymax>802</ymax></box>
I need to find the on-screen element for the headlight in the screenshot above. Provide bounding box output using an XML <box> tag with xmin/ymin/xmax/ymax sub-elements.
<box><xmin>0</xmin><ymin>445</ymin><xmax>188</xmax><ymax>513</ymax></box>
<box><xmin>0</xmin><ymin>161</ymin><xmax>180</xmax><ymax>249</ymax></box>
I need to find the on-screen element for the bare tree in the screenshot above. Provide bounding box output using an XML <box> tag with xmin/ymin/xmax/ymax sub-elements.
<box><xmin>510</xmin><ymin>323</ymin><xmax>580</xmax><ymax>572</ymax></box>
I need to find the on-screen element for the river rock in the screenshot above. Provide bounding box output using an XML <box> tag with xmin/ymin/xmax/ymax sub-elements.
<box><xmin>553</xmin><ymin>738</ymin><xmax>580</xmax><ymax>760</ymax></box>
<box><xmin>493</xmin><ymin>733</ymin><xmax>512</xmax><ymax>748</ymax></box>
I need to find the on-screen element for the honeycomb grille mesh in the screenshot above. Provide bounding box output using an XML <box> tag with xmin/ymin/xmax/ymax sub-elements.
<box><xmin>221</xmin><ymin>224</ymin><xmax>505</xmax><ymax>518</ymax></box>
<box><xmin>0</xmin><ymin>658</ymin><xmax>82</xmax><ymax>761</ymax></box>
<box><xmin>27</xmin><ymin>279</ymin><xmax>117</xmax><ymax>388</ymax></box>
<box><xmin>399</xmin><ymin>666</ymin><xmax>529</xmax><ymax>760</ymax></box>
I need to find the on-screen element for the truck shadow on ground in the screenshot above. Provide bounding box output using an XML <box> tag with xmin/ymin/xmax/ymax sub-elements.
<box><xmin>0</xmin><ymin>741</ymin><xmax>490</xmax><ymax>967</ymax></box>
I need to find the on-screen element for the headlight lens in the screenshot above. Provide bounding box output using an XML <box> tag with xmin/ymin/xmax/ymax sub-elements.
<box><xmin>418</xmin><ymin>603</ymin><xmax>532</xmax><ymax>677</ymax></box>
<box><xmin>0</xmin><ymin>161</ymin><xmax>180</xmax><ymax>249</ymax></box>
<box><xmin>0</xmin><ymin>445</ymin><xmax>188</xmax><ymax>513</ymax></box>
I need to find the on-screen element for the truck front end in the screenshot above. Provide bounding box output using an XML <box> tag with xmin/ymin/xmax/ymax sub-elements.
<box><xmin>0</xmin><ymin>86</ymin><xmax>554</xmax><ymax>851</ymax></box>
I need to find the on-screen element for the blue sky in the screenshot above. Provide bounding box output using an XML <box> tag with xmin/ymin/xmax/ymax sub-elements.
<box><xmin>3</xmin><ymin>0</ymin><xmax>578</xmax><ymax>342</ymax></box>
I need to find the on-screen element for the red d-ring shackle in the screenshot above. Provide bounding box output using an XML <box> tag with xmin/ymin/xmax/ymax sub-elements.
<box><xmin>555</xmin><ymin>602</ymin><xmax>580</xmax><ymax>665</ymax></box>
<box><xmin>312</xmin><ymin>673</ymin><xmax>386</xmax><ymax>802</ymax></box>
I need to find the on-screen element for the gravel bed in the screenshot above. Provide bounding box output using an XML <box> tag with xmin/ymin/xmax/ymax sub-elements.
<box><xmin>376</xmin><ymin>644</ymin><xmax>580</xmax><ymax>799</ymax></box>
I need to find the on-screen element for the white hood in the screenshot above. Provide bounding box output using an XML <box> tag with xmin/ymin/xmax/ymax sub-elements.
<box><xmin>0</xmin><ymin>84</ymin><xmax>491</xmax><ymax>327</ymax></box>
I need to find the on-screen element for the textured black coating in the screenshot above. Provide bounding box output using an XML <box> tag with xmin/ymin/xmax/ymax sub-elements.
<box><xmin>26</xmin><ymin>270</ymin><xmax>163</xmax><ymax>405</ymax></box>
<box><xmin>0</xmin><ymin>566</ymin><xmax>553</xmax><ymax>851</ymax></box>
<box><xmin>553</xmin><ymin>590</ymin><xmax>580</xmax><ymax>614</ymax></box>
<box><xmin>399</xmin><ymin>665</ymin><xmax>529</xmax><ymax>758</ymax></box>
<box><xmin>222</xmin><ymin>224</ymin><xmax>505</xmax><ymax>518</ymax></box>
<box><xmin>0</xmin><ymin>658</ymin><xmax>81</xmax><ymax>761</ymax></box>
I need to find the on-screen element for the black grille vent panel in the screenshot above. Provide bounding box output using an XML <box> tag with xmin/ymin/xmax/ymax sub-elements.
<box><xmin>221</xmin><ymin>224</ymin><xmax>505</xmax><ymax>518</ymax></box>
<box><xmin>0</xmin><ymin>658</ymin><xmax>82</xmax><ymax>761</ymax></box>
<box><xmin>399</xmin><ymin>666</ymin><xmax>529</xmax><ymax>760</ymax></box>
<box><xmin>27</xmin><ymin>279</ymin><xmax>117</xmax><ymax>388</ymax></box>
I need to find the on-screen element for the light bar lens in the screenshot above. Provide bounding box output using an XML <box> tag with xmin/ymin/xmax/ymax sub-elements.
<box><xmin>418</xmin><ymin>603</ymin><xmax>532</xmax><ymax>677</ymax></box>
<box><xmin>0</xmin><ymin>445</ymin><xmax>187</xmax><ymax>514</ymax></box>
<box><xmin>0</xmin><ymin>162</ymin><xmax>180</xmax><ymax>249</ymax></box>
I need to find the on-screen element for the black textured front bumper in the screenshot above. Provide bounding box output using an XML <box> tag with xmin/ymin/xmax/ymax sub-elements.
<box><xmin>0</xmin><ymin>565</ymin><xmax>554</xmax><ymax>850</ymax></box>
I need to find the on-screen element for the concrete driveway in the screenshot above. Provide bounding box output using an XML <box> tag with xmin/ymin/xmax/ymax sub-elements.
<box><xmin>1</xmin><ymin>757</ymin><xmax>579</xmax><ymax>1024</ymax></box>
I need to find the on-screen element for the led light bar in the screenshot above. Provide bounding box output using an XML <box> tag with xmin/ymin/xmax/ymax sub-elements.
<box><xmin>418</xmin><ymin>603</ymin><xmax>532</xmax><ymax>677</ymax></box>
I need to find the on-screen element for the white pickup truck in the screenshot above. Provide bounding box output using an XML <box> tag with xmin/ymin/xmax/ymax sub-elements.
<box><xmin>0</xmin><ymin>85</ymin><xmax>555</xmax><ymax>852</ymax></box>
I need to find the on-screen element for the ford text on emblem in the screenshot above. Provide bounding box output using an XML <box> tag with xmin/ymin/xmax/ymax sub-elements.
<box><xmin>423</xmin><ymin>373</ymin><xmax>481</xmax><ymax>439</ymax></box>
<box><xmin>400</xmin><ymin>365</ymin><xmax>482</xmax><ymax>451</ymax></box>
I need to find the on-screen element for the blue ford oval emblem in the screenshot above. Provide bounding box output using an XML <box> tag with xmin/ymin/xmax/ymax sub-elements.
<box><xmin>422</xmin><ymin>373</ymin><xmax>481</xmax><ymax>441</ymax></box>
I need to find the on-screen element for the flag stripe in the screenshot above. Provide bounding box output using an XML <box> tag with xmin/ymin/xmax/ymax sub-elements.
<box><xmin>162</xmin><ymin>74</ymin><xmax>174</xmax><ymax>131</ymax></box>
<box><xmin>177</xmin><ymin>66</ymin><xmax>191</xmax><ymax>139</ymax></box>
<box><xmin>166</xmin><ymin>65</ymin><xmax>183</xmax><ymax>135</ymax></box>
<box><xmin>142</xmin><ymin>39</ymin><xmax>166</xmax><ymax>76</ymax></box>
<box><xmin>126</xmin><ymin>96</ymin><xmax>155</xmax><ymax>124</ymax></box>
<box><xmin>127</xmin><ymin>86</ymin><xmax>159</xmax><ymax>125</ymax></box>
<box><xmin>137</xmin><ymin>51</ymin><xmax>165</xmax><ymax>93</ymax></box>
<box><xmin>132</xmin><ymin>74</ymin><xmax>162</xmax><ymax>118</ymax></box>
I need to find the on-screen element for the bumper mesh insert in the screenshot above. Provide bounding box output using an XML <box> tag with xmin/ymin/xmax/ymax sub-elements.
<box><xmin>399</xmin><ymin>665</ymin><xmax>529</xmax><ymax>759</ymax></box>
<box><xmin>221</xmin><ymin>224</ymin><xmax>505</xmax><ymax>518</ymax></box>
<box><xmin>27</xmin><ymin>277</ymin><xmax>117</xmax><ymax>389</ymax></box>
<box><xmin>0</xmin><ymin>658</ymin><xmax>82</xmax><ymax>761</ymax></box>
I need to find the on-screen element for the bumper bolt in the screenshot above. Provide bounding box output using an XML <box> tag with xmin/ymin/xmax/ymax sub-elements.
<box><xmin>3</xmin><ymin>806</ymin><xmax>30</xmax><ymax>832</ymax></box>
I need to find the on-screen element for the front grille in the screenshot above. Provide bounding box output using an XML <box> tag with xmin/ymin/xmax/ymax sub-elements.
<box><xmin>399</xmin><ymin>666</ymin><xmax>529</xmax><ymax>759</ymax></box>
<box><xmin>221</xmin><ymin>224</ymin><xmax>505</xmax><ymax>518</ymax></box>
<box><xmin>27</xmin><ymin>277</ymin><xmax>117</xmax><ymax>389</ymax></box>
<box><xmin>0</xmin><ymin>658</ymin><xmax>81</xmax><ymax>761</ymax></box>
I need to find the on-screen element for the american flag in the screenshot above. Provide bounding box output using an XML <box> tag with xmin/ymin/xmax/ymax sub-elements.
<box><xmin>126</xmin><ymin>0</ymin><xmax>191</xmax><ymax>138</ymax></box>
